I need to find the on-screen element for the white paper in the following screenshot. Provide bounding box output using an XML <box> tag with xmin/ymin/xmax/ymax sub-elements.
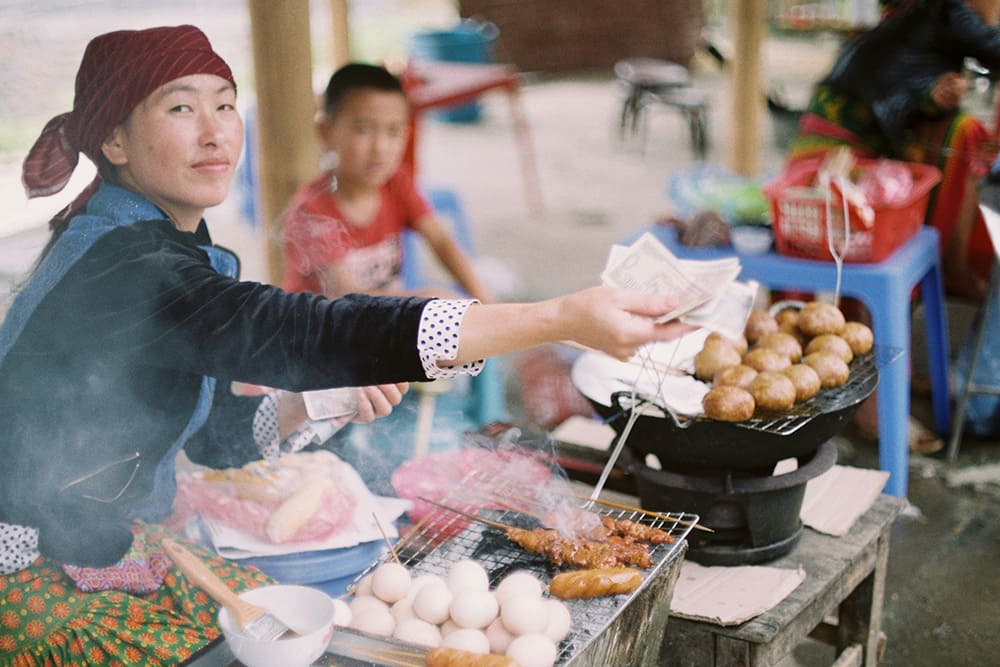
<box><xmin>196</xmin><ymin>454</ymin><xmax>413</xmax><ymax>559</ymax></box>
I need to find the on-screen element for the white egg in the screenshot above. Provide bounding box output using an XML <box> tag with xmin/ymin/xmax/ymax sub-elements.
<box><xmin>349</xmin><ymin>594</ymin><xmax>388</xmax><ymax>618</ymax></box>
<box><xmin>501</xmin><ymin>594</ymin><xmax>549</xmax><ymax>636</ymax></box>
<box><xmin>447</xmin><ymin>559</ymin><xmax>490</xmax><ymax>593</ymax></box>
<box><xmin>439</xmin><ymin>619</ymin><xmax>462</xmax><ymax>637</ymax></box>
<box><xmin>485</xmin><ymin>617</ymin><xmax>515</xmax><ymax>653</ymax></box>
<box><xmin>449</xmin><ymin>590</ymin><xmax>499</xmax><ymax>629</ymax></box>
<box><xmin>355</xmin><ymin>573</ymin><xmax>374</xmax><ymax>596</ymax></box>
<box><xmin>506</xmin><ymin>633</ymin><xmax>558</xmax><ymax>667</ymax></box>
<box><xmin>390</xmin><ymin>596</ymin><xmax>417</xmax><ymax>624</ymax></box>
<box><xmin>372</xmin><ymin>561</ymin><xmax>411</xmax><ymax>604</ymax></box>
<box><xmin>413</xmin><ymin>582</ymin><xmax>453</xmax><ymax>625</ymax></box>
<box><xmin>442</xmin><ymin>628</ymin><xmax>490</xmax><ymax>654</ymax></box>
<box><xmin>350</xmin><ymin>607</ymin><xmax>395</xmax><ymax>637</ymax></box>
<box><xmin>408</xmin><ymin>574</ymin><xmax>446</xmax><ymax>601</ymax></box>
<box><xmin>332</xmin><ymin>598</ymin><xmax>352</xmax><ymax>627</ymax></box>
<box><xmin>495</xmin><ymin>571</ymin><xmax>543</xmax><ymax>606</ymax></box>
<box><xmin>543</xmin><ymin>599</ymin><xmax>572</xmax><ymax>642</ymax></box>
<box><xmin>393</xmin><ymin>617</ymin><xmax>442</xmax><ymax>648</ymax></box>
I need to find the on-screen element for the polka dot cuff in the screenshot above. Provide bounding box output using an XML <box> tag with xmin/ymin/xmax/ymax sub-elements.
<box><xmin>418</xmin><ymin>298</ymin><xmax>484</xmax><ymax>379</ymax></box>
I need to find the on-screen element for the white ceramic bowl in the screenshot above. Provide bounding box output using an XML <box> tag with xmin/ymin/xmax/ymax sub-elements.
<box><xmin>218</xmin><ymin>585</ymin><xmax>336</xmax><ymax>667</ymax></box>
<box><xmin>730</xmin><ymin>225</ymin><xmax>774</xmax><ymax>255</ymax></box>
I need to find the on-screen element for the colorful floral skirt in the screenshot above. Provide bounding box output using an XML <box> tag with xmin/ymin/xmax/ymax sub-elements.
<box><xmin>0</xmin><ymin>525</ymin><xmax>273</xmax><ymax>666</ymax></box>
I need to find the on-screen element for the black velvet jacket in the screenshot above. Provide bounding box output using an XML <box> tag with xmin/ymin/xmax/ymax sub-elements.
<box><xmin>823</xmin><ymin>0</ymin><xmax>1000</xmax><ymax>153</ymax></box>
<box><xmin>0</xmin><ymin>214</ymin><xmax>431</xmax><ymax>566</ymax></box>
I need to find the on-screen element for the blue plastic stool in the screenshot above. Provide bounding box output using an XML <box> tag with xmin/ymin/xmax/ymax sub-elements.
<box><xmin>402</xmin><ymin>187</ymin><xmax>508</xmax><ymax>425</ymax></box>
<box><xmin>631</xmin><ymin>225</ymin><xmax>951</xmax><ymax>497</ymax></box>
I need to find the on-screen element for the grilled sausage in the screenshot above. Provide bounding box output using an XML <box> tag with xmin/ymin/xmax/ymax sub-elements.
<box><xmin>424</xmin><ymin>647</ymin><xmax>520</xmax><ymax>666</ymax></box>
<box><xmin>548</xmin><ymin>567</ymin><xmax>644</xmax><ymax>599</ymax></box>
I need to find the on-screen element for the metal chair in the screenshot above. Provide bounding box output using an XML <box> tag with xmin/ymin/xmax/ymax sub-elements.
<box><xmin>946</xmin><ymin>203</ymin><xmax>1000</xmax><ymax>459</ymax></box>
<box><xmin>614</xmin><ymin>57</ymin><xmax>709</xmax><ymax>158</ymax></box>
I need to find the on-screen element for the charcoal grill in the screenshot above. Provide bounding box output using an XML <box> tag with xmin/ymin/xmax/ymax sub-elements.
<box><xmin>326</xmin><ymin>469</ymin><xmax>696</xmax><ymax>666</ymax></box>
<box><xmin>574</xmin><ymin>348</ymin><xmax>897</xmax><ymax>565</ymax></box>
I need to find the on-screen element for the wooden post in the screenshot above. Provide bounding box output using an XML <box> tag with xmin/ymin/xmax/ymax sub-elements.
<box><xmin>728</xmin><ymin>0</ymin><xmax>767</xmax><ymax>177</ymax></box>
<box><xmin>330</xmin><ymin>0</ymin><xmax>351</xmax><ymax>69</ymax></box>
<box><xmin>247</xmin><ymin>0</ymin><xmax>319</xmax><ymax>284</ymax></box>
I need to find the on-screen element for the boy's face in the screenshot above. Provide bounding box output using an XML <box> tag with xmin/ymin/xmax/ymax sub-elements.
<box><xmin>320</xmin><ymin>88</ymin><xmax>410</xmax><ymax>190</ymax></box>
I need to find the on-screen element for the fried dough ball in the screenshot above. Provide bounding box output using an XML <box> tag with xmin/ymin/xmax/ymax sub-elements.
<box><xmin>744</xmin><ymin>310</ymin><xmax>779</xmax><ymax>344</ymax></box>
<box><xmin>841</xmin><ymin>321</ymin><xmax>874</xmax><ymax>356</ymax></box>
<box><xmin>713</xmin><ymin>364</ymin><xmax>758</xmax><ymax>390</ymax></box>
<box><xmin>784</xmin><ymin>364</ymin><xmax>822</xmax><ymax>403</ymax></box>
<box><xmin>756</xmin><ymin>331</ymin><xmax>804</xmax><ymax>363</ymax></box>
<box><xmin>803</xmin><ymin>351</ymin><xmax>850</xmax><ymax>388</ymax></box>
<box><xmin>748</xmin><ymin>371</ymin><xmax>797</xmax><ymax>413</ymax></box>
<box><xmin>706</xmin><ymin>331</ymin><xmax>749</xmax><ymax>356</ymax></box>
<box><xmin>797</xmin><ymin>302</ymin><xmax>846</xmax><ymax>337</ymax></box>
<box><xmin>694</xmin><ymin>339</ymin><xmax>743</xmax><ymax>381</ymax></box>
<box><xmin>742</xmin><ymin>347</ymin><xmax>792</xmax><ymax>373</ymax></box>
<box><xmin>702</xmin><ymin>385</ymin><xmax>756</xmax><ymax>422</ymax></box>
<box><xmin>774</xmin><ymin>307</ymin><xmax>800</xmax><ymax>331</ymax></box>
<box><xmin>805</xmin><ymin>334</ymin><xmax>853</xmax><ymax>364</ymax></box>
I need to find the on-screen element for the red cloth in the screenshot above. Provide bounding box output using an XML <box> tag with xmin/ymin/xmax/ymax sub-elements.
<box><xmin>281</xmin><ymin>168</ymin><xmax>431</xmax><ymax>295</ymax></box>
<box><xmin>21</xmin><ymin>25</ymin><xmax>235</xmax><ymax>228</ymax></box>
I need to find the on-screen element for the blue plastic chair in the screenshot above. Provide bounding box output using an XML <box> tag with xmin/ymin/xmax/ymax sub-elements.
<box><xmin>402</xmin><ymin>187</ymin><xmax>508</xmax><ymax>425</ymax></box>
<box><xmin>629</xmin><ymin>224</ymin><xmax>951</xmax><ymax>498</ymax></box>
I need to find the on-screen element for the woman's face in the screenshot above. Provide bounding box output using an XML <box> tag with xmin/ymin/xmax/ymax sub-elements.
<box><xmin>102</xmin><ymin>73</ymin><xmax>242</xmax><ymax>231</ymax></box>
<box><xmin>320</xmin><ymin>88</ymin><xmax>410</xmax><ymax>191</ymax></box>
<box><xmin>968</xmin><ymin>0</ymin><xmax>1000</xmax><ymax>26</ymax></box>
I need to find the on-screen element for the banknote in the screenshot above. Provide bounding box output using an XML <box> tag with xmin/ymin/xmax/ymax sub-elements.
<box><xmin>601</xmin><ymin>232</ymin><xmax>756</xmax><ymax>336</ymax></box>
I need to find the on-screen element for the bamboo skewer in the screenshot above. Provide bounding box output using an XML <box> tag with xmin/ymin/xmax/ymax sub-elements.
<box><xmin>571</xmin><ymin>493</ymin><xmax>713</xmax><ymax>533</ymax></box>
<box><xmin>372</xmin><ymin>511</ymin><xmax>403</xmax><ymax>565</ymax></box>
<box><xmin>417</xmin><ymin>495</ymin><xmax>512</xmax><ymax>532</ymax></box>
<box><xmin>490</xmin><ymin>476</ymin><xmax>712</xmax><ymax>533</ymax></box>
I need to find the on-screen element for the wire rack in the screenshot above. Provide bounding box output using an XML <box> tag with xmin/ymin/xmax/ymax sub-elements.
<box><xmin>332</xmin><ymin>469</ymin><xmax>697</xmax><ymax>666</ymax></box>
<box><xmin>633</xmin><ymin>345</ymin><xmax>900</xmax><ymax>437</ymax></box>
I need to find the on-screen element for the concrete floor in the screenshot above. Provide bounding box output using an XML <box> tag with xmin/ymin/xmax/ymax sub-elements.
<box><xmin>1</xmin><ymin>19</ymin><xmax>998</xmax><ymax>667</ymax></box>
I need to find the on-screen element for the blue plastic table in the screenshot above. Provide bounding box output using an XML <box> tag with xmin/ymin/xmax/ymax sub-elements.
<box><xmin>628</xmin><ymin>225</ymin><xmax>951</xmax><ymax>497</ymax></box>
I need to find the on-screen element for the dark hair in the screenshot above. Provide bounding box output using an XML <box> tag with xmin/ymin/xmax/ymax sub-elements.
<box><xmin>323</xmin><ymin>63</ymin><xmax>405</xmax><ymax>119</ymax></box>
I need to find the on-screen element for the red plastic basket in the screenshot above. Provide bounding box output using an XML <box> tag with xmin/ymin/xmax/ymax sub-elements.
<box><xmin>764</xmin><ymin>158</ymin><xmax>941</xmax><ymax>263</ymax></box>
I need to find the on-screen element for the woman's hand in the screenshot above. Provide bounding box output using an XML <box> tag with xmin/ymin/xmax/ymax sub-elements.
<box><xmin>349</xmin><ymin>383</ymin><xmax>410</xmax><ymax>423</ymax></box>
<box><xmin>930</xmin><ymin>72</ymin><xmax>969</xmax><ymax>110</ymax></box>
<box><xmin>555</xmin><ymin>287</ymin><xmax>697</xmax><ymax>360</ymax></box>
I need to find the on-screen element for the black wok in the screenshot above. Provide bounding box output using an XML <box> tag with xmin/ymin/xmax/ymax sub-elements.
<box><xmin>587</xmin><ymin>351</ymin><xmax>882</xmax><ymax>472</ymax></box>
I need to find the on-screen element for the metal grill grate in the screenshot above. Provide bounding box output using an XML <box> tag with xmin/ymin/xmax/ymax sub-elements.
<box><xmin>328</xmin><ymin>469</ymin><xmax>697</xmax><ymax>666</ymax></box>
<box><xmin>728</xmin><ymin>345</ymin><xmax>899</xmax><ymax>435</ymax></box>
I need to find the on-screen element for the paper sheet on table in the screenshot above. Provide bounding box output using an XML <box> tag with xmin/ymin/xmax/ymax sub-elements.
<box><xmin>800</xmin><ymin>464</ymin><xmax>889</xmax><ymax>536</ymax></box>
<box><xmin>203</xmin><ymin>494</ymin><xmax>412</xmax><ymax>559</ymax></box>
<box><xmin>670</xmin><ymin>561</ymin><xmax>806</xmax><ymax>626</ymax></box>
<box><xmin>550</xmin><ymin>415</ymin><xmax>617</xmax><ymax>452</ymax></box>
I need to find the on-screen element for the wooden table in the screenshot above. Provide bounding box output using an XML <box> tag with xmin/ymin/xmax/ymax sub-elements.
<box><xmin>661</xmin><ymin>495</ymin><xmax>905</xmax><ymax>667</ymax></box>
<box><xmin>403</xmin><ymin>61</ymin><xmax>544</xmax><ymax>214</ymax></box>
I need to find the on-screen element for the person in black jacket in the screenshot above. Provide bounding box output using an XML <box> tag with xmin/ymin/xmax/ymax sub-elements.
<box><xmin>0</xmin><ymin>25</ymin><xmax>691</xmax><ymax>665</ymax></box>
<box><xmin>789</xmin><ymin>0</ymin><xmax>1000</xmax><ymax>301</ymax></box>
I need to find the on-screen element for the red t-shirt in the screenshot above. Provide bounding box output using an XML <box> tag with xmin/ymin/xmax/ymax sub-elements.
<box><xmin>281</xmin><ymin>168</ymin><xmax>431</xmax><ymax>294</ymax></box>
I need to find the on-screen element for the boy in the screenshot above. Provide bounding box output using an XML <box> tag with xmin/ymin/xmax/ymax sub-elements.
<box><xmin>282</xmin><ymin>63</ymin><xmax>491</xmax><ymax>302</ymax></box>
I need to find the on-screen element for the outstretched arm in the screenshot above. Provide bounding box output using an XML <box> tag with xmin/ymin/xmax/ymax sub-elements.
<box><xmin>451</xmin><ymin>286</ymin><xmax>695</xmax><ymax>363</ymax></box>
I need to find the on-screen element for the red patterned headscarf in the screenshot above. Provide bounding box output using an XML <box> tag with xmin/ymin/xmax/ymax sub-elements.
<box><xmin>21</xmin><ymin>25</ymin><xmax>236</xmax><ymax>228</ymax></box>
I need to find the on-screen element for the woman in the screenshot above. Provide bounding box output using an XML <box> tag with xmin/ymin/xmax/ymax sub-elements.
<box><xmin>789</xmin><ymin>0</ymin><xmax>1000</xmax><ymax>300</ymax></box>
<box><xmin>0</xmin><ymin>25</ymin><xmax>690</xmax><ymax>664</ymax></box>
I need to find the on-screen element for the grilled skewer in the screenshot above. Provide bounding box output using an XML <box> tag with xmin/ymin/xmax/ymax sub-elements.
<box><xmin>418</xmin><ymin>496</ymin><xmax>653</xmax><ymax>569</ymax></box>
